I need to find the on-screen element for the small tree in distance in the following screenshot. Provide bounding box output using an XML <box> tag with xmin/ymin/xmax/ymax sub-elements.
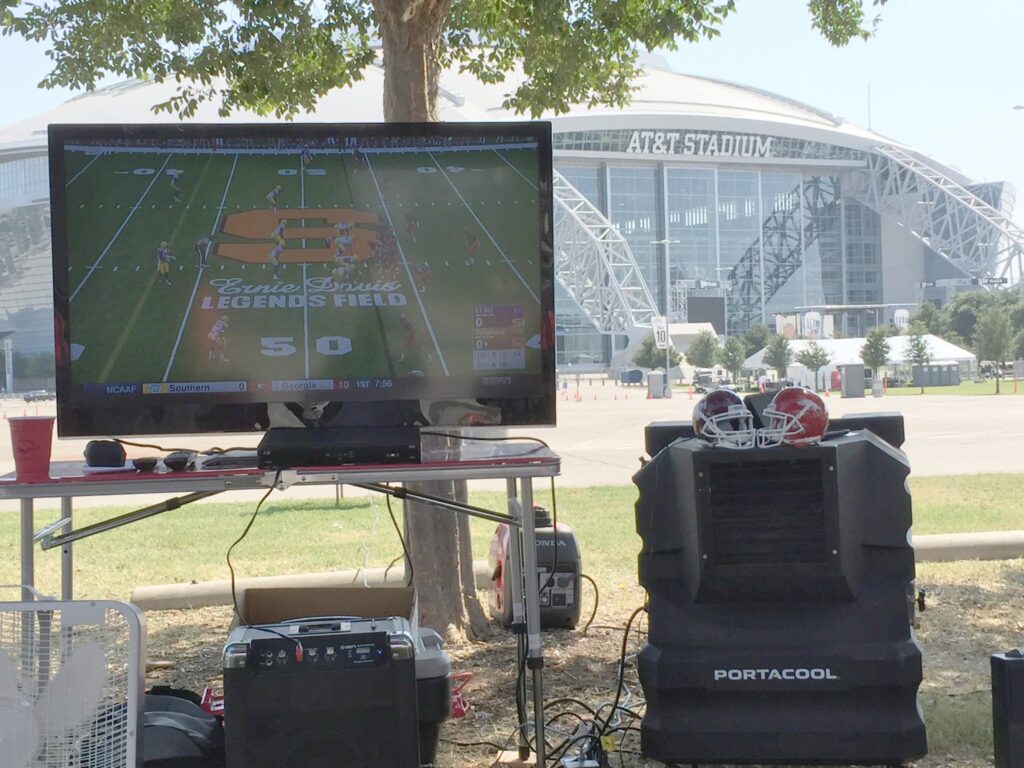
<box><xmin>906</xmin><ymin>321</ymin><xmax>932</xmax><ymax>394</ymax></box>
<box><xmin>795</xmin><ymin>341</ymin><xmax>831</xmax><ymax>391</ymax></box>
<box><xmin>975</xmin><ymin>306</ymin><xmax>1012</xmax><ymax>394</ymax></box>
<box><xmin>718</xmin><ymin>336</ymin><xmax>747</xmax><ymax>385</ymax></box>
<box><xmin>764</xmin><ymin>334</ymin><xmax>793</xmax><ymax>380</ymax></box>
<box><xmin>685</xmin><ymin>330</ymin><xmax>720</xmax><ymax>370</ymax></box>
<box><xmin>743</xmin><ymin>323</ymin><xmax>773</xmax><ymax>357</ymax></box>
<box><xmin>860</xmin><ymin>327</ymin><xmax>892</xmax><ymax>390</ymax></box>
<box><xmin>632</xmin><ymin>332</ymin><xmax>681</xmax><ymax>370</ymax></box>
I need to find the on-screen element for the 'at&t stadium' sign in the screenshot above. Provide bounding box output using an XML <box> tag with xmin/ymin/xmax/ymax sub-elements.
<box><xmin>626</xmin><ymin>130</ymin><xmax>775</xmax><ymax>158</ymax></box>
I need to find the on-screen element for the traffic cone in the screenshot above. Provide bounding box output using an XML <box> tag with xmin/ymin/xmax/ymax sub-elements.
<box><xmin>647</xmin><ymin>390</ymin><xmax>652</xmax><ymax>400</ymax></box>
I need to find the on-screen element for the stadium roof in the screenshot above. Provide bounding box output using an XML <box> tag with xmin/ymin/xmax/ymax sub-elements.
<box><xmin>0</xmin><ymin>57</ymin><xmax>970</xmax><ymax>184</ymax></box>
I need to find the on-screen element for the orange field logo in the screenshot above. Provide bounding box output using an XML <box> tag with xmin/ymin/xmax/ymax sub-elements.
<box><xmin>216</xmin><ymin>208</ymin><xmax>381</xmax><ymax>264</ymax></box>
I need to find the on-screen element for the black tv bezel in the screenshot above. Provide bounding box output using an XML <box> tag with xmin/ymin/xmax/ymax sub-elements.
<box><xmin>49</xmin><ymin>121</ymin><xmax>556</xmax><ymax>437</ymax></box>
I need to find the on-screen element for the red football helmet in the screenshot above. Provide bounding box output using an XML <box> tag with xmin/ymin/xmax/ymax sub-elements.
<box><xmin>692</xmin><ymin>389</ymin><xmax>756</xmax><ymax>449</ymax></box>
<box><xmin>758</xmin><ymin>386</ymin><xmax>829</xmax><ymax>447</ymax></box>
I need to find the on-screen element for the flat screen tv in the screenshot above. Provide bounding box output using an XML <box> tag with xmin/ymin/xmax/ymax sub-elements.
<box><xmin>49</xmin><ymin>122</ymin><xmax>555</xmax><ymax>437</ymax></box>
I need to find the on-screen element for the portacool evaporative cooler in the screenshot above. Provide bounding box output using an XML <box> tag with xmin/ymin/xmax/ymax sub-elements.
<box><xmin>634</xmin><ymin>428</ymin><xmax>926</xmax><ymax>765</ymax></box>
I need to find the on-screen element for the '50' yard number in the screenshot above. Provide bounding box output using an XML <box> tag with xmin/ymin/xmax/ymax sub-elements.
<box><xmin>261</xmin><ymin>336</ymin><xmax>353</xmax><ymax>356</ymax></box>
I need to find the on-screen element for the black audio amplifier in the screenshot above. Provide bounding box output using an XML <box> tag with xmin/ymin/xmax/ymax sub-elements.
<box><xmin>257</xmin><ymin>426</ymin><xmax>421</xmax><ymax>469</ymax></box>
<box><xmin>223</xmin><ymin>617</ymin><xmax>420</xmax><ymax>768</ymax></box>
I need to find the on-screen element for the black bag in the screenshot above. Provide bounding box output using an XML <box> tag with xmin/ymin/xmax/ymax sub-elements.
<box><xmin>143</xmin><ymin>693</ymin><xmax>225</xmax><ymax>768</ymax></box>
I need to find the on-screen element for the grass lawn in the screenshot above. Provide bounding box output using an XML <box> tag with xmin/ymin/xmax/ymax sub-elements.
<box><xmin>2</xmin><ymin>474</ymin><xmax>1022</xmax><ymax>601</ymax></box>
<box><xmin>882</xmin><ymin>380</ymin><xmax>1022</xmax><ymax>396</ymax></box>
<box><xmin>1</xmin><ymin>475</ymin><xmax>1020</xmax><ymax>767</ymax></box>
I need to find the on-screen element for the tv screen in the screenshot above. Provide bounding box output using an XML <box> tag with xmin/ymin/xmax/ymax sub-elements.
<box><xmin>49</xmin><ymin>123</ymin><xmax>555</xmax><ymax>437</ymax></box>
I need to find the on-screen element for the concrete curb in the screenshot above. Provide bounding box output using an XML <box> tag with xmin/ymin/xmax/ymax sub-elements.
<box><xmin>129</xmin><ymin>532</ymin><xmax>1024</xmax><ymax>612</ymax></box>
<box><xmin>914</xmin><ymin>530</ymin><xmax>1024</xmax><ymax>563</ymax></box>
<box><xmin>130</xmin><ymin>561</ymin><xmax>494</xmax><ymax>611</ymax></box>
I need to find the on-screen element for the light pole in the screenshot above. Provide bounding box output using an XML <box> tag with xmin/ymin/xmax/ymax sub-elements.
<box><xmin>651</xmin><ymin>239</ymin><xmax>680</xmax><ymax>397</ymax></box>
<box><xmin>715</xmin><ymin>266</ymin><xmax>734</xmax><ymax>339</ymax></box>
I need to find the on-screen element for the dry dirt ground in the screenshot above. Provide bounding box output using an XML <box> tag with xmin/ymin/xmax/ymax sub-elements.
<box><xmin>143</xmin><ymin>557</ymin><xmax>1024</xmax><ymax>768</ymax></box>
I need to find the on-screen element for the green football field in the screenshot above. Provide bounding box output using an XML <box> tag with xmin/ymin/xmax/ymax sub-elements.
<box><xmin>61</xmin><ymin>144</ymin><xmax>546</xmax><ymax>399</ymax></box>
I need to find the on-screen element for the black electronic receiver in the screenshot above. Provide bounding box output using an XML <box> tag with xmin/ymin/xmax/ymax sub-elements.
<box><xmin>257</xmin><ymin>426</ymin><xmax>421</xmax><ymax>469</ymax></box>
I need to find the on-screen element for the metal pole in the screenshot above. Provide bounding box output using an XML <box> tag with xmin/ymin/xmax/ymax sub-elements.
<box><xmin>663</xmin><ymin>242</ymin><xmax>672</xmax><ymax>398</ymax></box>
<box><xmin>519</xmin><ymin>478</ymin><xmax>545</xmax><ymax>768</ymax></box>
<box><xmin>20</xmin><ymin>499</ymin><xmax>33</xmax><ymax>601</ymax></box>
<box><xmin>60</xmin><ymin>497</ymin><xmax>73</xmax><ymax>600</ymax></box>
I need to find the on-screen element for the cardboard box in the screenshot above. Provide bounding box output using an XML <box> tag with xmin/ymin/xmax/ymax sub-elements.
<box><xmin>239</xmin><ymin>586</ymin><xmax>415</xmax><ymax>625</ymax></box>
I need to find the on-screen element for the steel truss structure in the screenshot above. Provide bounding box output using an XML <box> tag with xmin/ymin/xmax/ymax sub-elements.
<box><xmin>727</xmin><ymin>177</ymin><xmax>840</xmax><ymax>334</ymax></box>
<box><xmin>552</xmin><ymin>170</ymin><xmax>658</xmax><ymax>332</ymax></box>
<box><xmin>850</xmin><ymin>145</ymin><xmax>1024</xmax><ymax>285</ymax></box>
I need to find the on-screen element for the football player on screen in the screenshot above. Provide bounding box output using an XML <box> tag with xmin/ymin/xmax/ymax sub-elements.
<box><xmin>272</xmin><ymin>218</ymin><xmax>287</xmax><ymax>247</ymax></box>
<box><xmin>398</xmin><ymin>313</ymin><xmax>433</xmax><ymax>365</ymax></box>
<box><xmin>463</xmin><ymin>226</ymin><xmax>480</xmax><ymax>265</ymax></box>
<box><xmin>266</xmin><ymin>185</ymin><xmax>282</xmax><ymax>212</ymax></box>
<box><xmin>207</xmin><ymin>315</ymin><xmax>229</xmax><ymax>363</ymax></box>
<box><xmin>169</xmin><ymin>170</ymin><xmax>183</xmax><ymax>203</ymax></box>
<box><xmin>156</xmin><ymin>241</ymin><xmax>175</xmax><ymax>285</ymax></box>
<box><xmin>195</xmin><ymin>236</ymin><xmax>211</xmax><ymax>268</ymax></box>
<box><xmin>268</xmin><ymin>243</ymin><xmax>285</xmax><ymax>280</ymax></box>
<box><xmin>405</xmin><ymin>213</ymin><xmax>419</xmax><ymax>243</ymax></box>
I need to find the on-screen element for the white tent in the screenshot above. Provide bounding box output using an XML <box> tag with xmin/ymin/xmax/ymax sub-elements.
<box><xmin>744</xmin><ymin>334</ymin><xmax>977</xmax><ymax>388</ymax></box>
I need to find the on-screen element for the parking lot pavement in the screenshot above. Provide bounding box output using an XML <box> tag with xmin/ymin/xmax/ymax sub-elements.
<box><xmin>1</xmin><ymin>389</ymin><xmax>1021</xmax><ymax>511</ymax></box>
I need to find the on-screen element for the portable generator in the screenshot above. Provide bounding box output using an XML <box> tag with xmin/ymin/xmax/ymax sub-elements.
<box><xmin>488</xmin><ymin>505</ymin><xmax>582</xmax><ymax>629</ymax></box>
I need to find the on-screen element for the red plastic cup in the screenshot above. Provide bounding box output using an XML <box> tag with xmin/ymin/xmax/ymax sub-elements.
<box><xmin>9</xmin><ymin>416</ymin><xmax>55</xmax><ymax>482</ymax></box>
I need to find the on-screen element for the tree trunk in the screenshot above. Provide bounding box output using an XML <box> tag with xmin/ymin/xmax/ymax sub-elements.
<box><xmin>373</xmin><ymin>1</ymin><xmax>484</xmax><ymax>638</ymax></box>
<box><xmin>374</xmin><ymin>0</ymin><xmax>452</xmax><ymax>122</ymax></box>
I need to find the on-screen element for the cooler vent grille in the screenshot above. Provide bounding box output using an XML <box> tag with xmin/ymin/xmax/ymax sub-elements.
<box><xmin>707</xmin><ymin>458</ymin><xmax>828</xmax><ymax>565</ymax></box>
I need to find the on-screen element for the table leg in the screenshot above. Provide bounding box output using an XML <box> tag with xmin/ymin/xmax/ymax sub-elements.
<box><xmin>505</xmin><ymin>479</ymin><xmax>530</xmax><ymax>757</ymax></box>
<box><xmin>519</xmin><ymin>479</ymin><xmax>545</xmax><ymax>767</ymax></box>
<box><xmin>20</xmin><ymin>498</ymin><xmax>34</xmax><ymax>602</ymax></box>
<box><xmin>61</xmin><ymin>497</ymin><xmax>73</xmax><ymax>600</ymax></box>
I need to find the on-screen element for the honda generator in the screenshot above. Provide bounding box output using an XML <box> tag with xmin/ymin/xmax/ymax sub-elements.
<box><xmin>488</xmin><ymin>505</ymin><xmax>582</xmax><ymax>629</ymax></box>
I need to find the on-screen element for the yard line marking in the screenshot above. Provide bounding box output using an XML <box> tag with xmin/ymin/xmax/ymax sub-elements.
<box><xmin>71</xmin><ymin>154</ymin><xmax>172</xmax><ymax>302</ymax></box>
<box><xmin>66</xmin><ymin>152</ymin><xmax>104</xmax><ymax>187</ymax></box>
<box><xmin>365</xmin><ymin>156</ymin><xmax>449</xmax><ymax>375</ymax></box>
<box><xmin>494</xmin><ymin>150</ymin><xmax>538</xmax><ymax>190</ymax></box>
<box><xmin>300</xmin><ymin>160</ymin><xmax>310</xmax><ymax>379</ymax></box>
<box><xmin>163</xmin><ymin>154</ymin><xmax>236</xmax><ymax>381</ymax></box>
<box><xmin>428</xmin><ymin>152</ymin><xmax>539</xmax><ymax>304</ymax></box>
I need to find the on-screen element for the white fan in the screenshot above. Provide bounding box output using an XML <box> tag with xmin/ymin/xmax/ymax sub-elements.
<box><xmin>0</xmin><ymin>642</ymin><xmax>109</xmax><ymax>767</ymax></box>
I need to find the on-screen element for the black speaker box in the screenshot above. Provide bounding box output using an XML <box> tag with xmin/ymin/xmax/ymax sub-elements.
<box><xmin>993</xmin><ymin>651</ymin><xmax>1024</xmax><ymax>768</ymax></box>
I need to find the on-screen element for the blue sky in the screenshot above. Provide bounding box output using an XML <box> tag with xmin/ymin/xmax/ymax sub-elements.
<box><xmin>2</xmin><ymin>0</ymin><xmax>1022</xmax><ymax>199</ymax></box>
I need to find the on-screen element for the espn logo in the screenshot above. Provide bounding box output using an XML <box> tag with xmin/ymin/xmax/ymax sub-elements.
<box><xmin>713</xmin><ymin>668</ymin><xmax>840</xmax><ymax>682</ymax></box>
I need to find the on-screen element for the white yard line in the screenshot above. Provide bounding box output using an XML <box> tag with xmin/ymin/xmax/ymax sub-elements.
<box><xmin>300</xmin><ymin>161</ymin><xmax>310</xmax><ymax>378</ymax></box>
<box><xmin>65</xmin><ymin>152</ymin><xmax>104</xmax><ymax>187</ymax></box>
<box><xmin>70</xmin><ymin>154</ymin><xmax>172</xmax><ymax>302</ymax></box>
<box><xmin>162</xmin><ymin>154</ymin><xmax>239</xmax><ymax>381</ymax></box>
<box><xmin>429</xmin><ymin>152</ymin><xmax>539</xmax><ymax>304</ymax></box>
<box><xmin>365</xmin><ymin>156</ymin><xmax>450</xmax><ymax>375</ymax></box>
<box><xmin>493</xmin><ymin>149</ymin><xmax>537</xmax><ymax>190</ymax></box>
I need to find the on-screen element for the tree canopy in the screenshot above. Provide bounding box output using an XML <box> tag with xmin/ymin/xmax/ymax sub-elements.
<box><xmin>975</xmin><ymin>306</ymin><xmax>1012</xmax><ymax>393</ymax></box>
<box><xmin>763</xmin><ymin>334</ymin><xmax>792</xmax><ymax>378</ymax></box>
<box><xmin>717</xmin><ymin>336</ymin><xmax>746</xmax><ymax>382</ymax></box>
<box><xmin>2</xmin><ymin>0</ymin><xmax>888</xmax><ymax>120</ymax></box>
<box><xmin>685</xmin><ymin>329</ymin><xmax>720</xmax><ymax>369</ymax></box>
<box><xmin>633</xmin><ymin>332</ymin><xmax>681</xmax><ymax>370</ymax></box>
<box><xmin>905</xmin><ymin>321</ymin><xmax>931</xmax><ymax>393</ymax></box>
<box><xmin>795</xmin><ymin>341</ymin><xmax>831</xmax><ymax>389</ymax></box>
<box><xmin>860</xmin><ymin>326</ymin><xmax>891</xmax><ymax>375</ymax></box>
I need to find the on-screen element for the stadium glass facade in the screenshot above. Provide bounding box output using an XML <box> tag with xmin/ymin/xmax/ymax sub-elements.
<box><xmin>553</xmin><ymin>153</ymin><xmax>884</xmax><ymax>365</ymax></box>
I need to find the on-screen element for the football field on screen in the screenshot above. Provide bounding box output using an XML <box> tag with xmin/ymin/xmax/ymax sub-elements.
<box><xmin>63</xmin><ymin>146</ymin><xmax>545</xmax><ymax>390</ymax></box>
